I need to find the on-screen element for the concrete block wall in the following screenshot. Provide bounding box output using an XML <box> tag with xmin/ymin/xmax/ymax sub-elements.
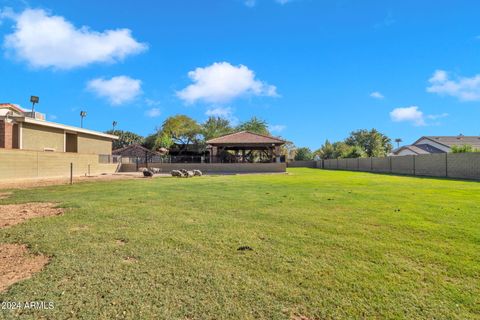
<box><xmin>391</xmin><ymin>155</ymin><xmax>414</xmax><ymax>175</ymax></box>
<box><xmin>0</xmin><ymin>149</ymin><xmax>117</xmax><ymax>181</ymax></box>
<box><xmin>120</xmin><ymin>162</ymin><xmax>286</xmax><ymax>174</ymax></box>
<box><xmin>358</xmin><ymin>158</ymin><xmax>371</xmax><ymax>171</ymax></box>
<box><xmin>346</xmin><ymin>158</ymin><xmax>359</xmax><ymax>170</ymax></box>
<box><xmin>319</xmin><ymin>152</ymin><xmax>480</xmax><ymax>181</ymax></box>
<box><xmin>447</xmin><ymin>153</ymin><xmax>480</xmax><ymax>180</ymax></box>
<box><xmin>287</xmin><ymin>161</ymin><xmax>317</xmax><ymax>168</ymax></box>
<box><xmin>371</xmin><ymin>157</ymin><xmax>390</xmax><ymax>173</ymax></box>
<box><xmin>415</xmin><ymin>154</ymin><xmax>447</xmax><ymax>177</ymax></box>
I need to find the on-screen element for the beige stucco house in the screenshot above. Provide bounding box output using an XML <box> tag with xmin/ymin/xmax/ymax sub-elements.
<box><xmin>0</xmin><ymin>103</ymin><xmax>117</xmax><ymax>155</ymax></box>
<box><xmin>391</xmin><ymin>135</ymin><xmax>480</xmax><ymax>156</ymax></box>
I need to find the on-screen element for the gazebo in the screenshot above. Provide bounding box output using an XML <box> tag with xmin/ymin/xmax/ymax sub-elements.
<box><xmin>206</xmin><ymin>131</ymin><xmax>286</xmax><ymax>163</ymax></box>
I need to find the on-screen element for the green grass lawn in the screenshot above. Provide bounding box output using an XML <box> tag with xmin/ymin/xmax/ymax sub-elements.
<box><xmin>0</xmin><ymin>168</ymin><xmax>479</xmax><ymax>319</ymax></box>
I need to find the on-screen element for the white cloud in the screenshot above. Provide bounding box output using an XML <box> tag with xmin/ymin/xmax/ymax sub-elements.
<box><xmin>3</xmin><ymin>8</ymin><xmax>147</xmax><ymax>69</ymax></box>
<box><xmin>205</xmin><ymin>106</ymin><xmax>238</xmax><ymax>125</ymax></box>
<box><xmin>390</xmin><ymin>106</ymin><xmax>426</xmax><ymax>126</ymax></box>
<box><xmin>370</xmin><ymin>91</ymin><xmax>384</xmax><ymax>99</ymax></box>
<box><xmin>145</xmin><ymin>108</ymin><xmax>161</xmax><ymax>118</ymax></box>
<box><xmin>244</xmin><ymin>0</ymin><xmax>256</xmax><ymax>7</ymax></box>
<box><xmin>269</xmin><ymin>124</ymin><xmax>286</xmax><ymax>132</ymax></box>
<box><xmin>177</xmin><ymin>62</ymin><xmax>278</xmax><ymax>104</ymax></box>
<box><xmin>427</xmin><ymin>69</ymin><xmax>480</xmax><ymax>101</ymax></box>
<box><xmin>87</xmin><ymin>76</ymin><xmax>142</xmax><ymax>105</ymax></box>
<box><xmin>275</xmin><ymin>0</ymin><xmax>292</xmax><ymax>4</ymax></box>
<box><xmin>144</xmin><ymin>98</ymin><xmax>161</xmax><ymax>107</ymax></box>
<box><xmin>390</xmin><ymin>106</ymin><xmax>449</xmax><ymax>126</ymax></box>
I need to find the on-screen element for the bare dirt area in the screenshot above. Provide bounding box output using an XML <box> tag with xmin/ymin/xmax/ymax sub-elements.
<box><xmin>0</xmin><ymin>173</ymin><xmax>147</xmax><ymax>190</ymax></box>
<box><xmin>0</xmin><ymin>192</ymin><xmax>12</xmax><ymax>199</ymax></box>
<box><xmin>0</xmin><ymin>203</ymin><xmax>63</xmax><ymax>292</ymax></box>
<box><xmin>0</xmin><ymin>243</ymin><xmax>49</xmax><ymax>292</ymax></box>
<box><xmin>0</xmin><ymin>202</ymin><xmax>64</xmax><ymax>228</ymax></box>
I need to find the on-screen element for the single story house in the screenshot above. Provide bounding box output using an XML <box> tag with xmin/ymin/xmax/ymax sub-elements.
<box><xmin>0</xmin><ymin>103</ymin><xmax>118</xmax><ymax>155</ymax></box>
<box><xmin>391</xmin><ymin>135</ymin><xmax>480</xmax><ymax>156</ymax></box>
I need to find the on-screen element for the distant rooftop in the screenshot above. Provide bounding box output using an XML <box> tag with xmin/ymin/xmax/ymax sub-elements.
<box><xmin>417</xmin><ymin>136</ymin><xmax>480</xmax><ymax>148</ymax></box>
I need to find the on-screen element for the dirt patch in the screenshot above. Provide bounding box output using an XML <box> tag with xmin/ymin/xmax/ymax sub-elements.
<box><xmin>0</xmin><ymin>202</ymin><xmax>64</xmax><ymax>228</ymax></box>
<box><xmin>116</xmin><ymin>239</ymin><xmax>127</xmax><ymax>246</ymax></box>
<box><xmin>0</xmin><ymin>192</ymin><xmax>12</xmax><ymax>200</ymax></box>
<box><xmin>0</xmin><ymin>244</ymin><xmax>49</xmax><ymax>292</ymax></box>
<box><xmin>123</xmin><ymin>256</ymin><xmax>138</xmax><ymax>263</ymax></box>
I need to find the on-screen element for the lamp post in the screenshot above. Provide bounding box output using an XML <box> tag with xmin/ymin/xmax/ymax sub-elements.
<box><xmin>80</xmin><ymin>111</ymin><xmax>87</xmax><ymax>128</ymax></box>
<box><xmin>30</xmin><ymin>96</ymin><xmax>39</xmax><ymax>113</ymax></box>
<box><xmin>112</xmin><ymin>121</ymin><xmax>117</xmax><ymax>132</ymax></box>
<box><xmin>394</xmin><ymin>138</ymin><xmax>402</xmax><ymax>149</ymax></box>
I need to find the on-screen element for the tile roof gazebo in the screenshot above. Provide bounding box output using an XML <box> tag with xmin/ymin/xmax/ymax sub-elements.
<box><xmin>206</xmin><ymin>131</ymin><xmax>286</xmax><ymax>163</ymax></box>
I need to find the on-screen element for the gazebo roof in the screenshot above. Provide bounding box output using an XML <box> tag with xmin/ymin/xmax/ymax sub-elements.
<box><xmin>206</xmin><ymin>131</ymin><xmax>285</xmax><ymax>145</ymax></box>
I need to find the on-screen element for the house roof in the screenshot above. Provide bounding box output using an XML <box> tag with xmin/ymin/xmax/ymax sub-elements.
<box><xmin>206</xmin><ymin>131</ymin><xmax>286</xmax><ymax>145</ymax></box>
<box><xmin>0</xmin><ymin>103</ymin><xmax>26</xmax><ymax>116</ymax></box>
<box><xmin>21</xmin><ymin>116</ymin><xmax>118</xmax><ymax>140</ymax></box>
<box><xmin>414</xmin><ymin>136</ymin><xmax>480</xmax><ymax>149</ymax></box>
<box><xmin>392</xmin><ymin>145</ymin><xmax>429</xmax><ymax>155</ymax></box>
<box><xmin>1</xmin><ymin>103</ymin><xmax>117</xmax><ymax>140</ymax></box>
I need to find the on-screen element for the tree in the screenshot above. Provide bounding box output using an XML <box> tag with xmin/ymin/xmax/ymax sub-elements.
<box><xmin>279</xmin><ymin>141</ymin><xmax>297</xmax><ymax>161</ymax></box>
<box><xmin>202</xmin><ymin>116</ymin><xmax>233</xmax><ymax>141</ymax></box>
<box><xmin>106</xmin><ymin>130</ymin><xmax>144</xmax><ymax>150</ymax></box>
<box><xmin>451</xmin><ymin>145</ymin><xmax>479</xmax><ymax>153</ymax></box>
<box><xmin>159</xmin><ymin>115</ymin><xmax>202</xmax><ymax>154</ymax></box>
<box><xmin>315</xmin><ymin>140</ymin><xmax>336</xmax><ymax>159</ymax></box>
<box><xmin>344</xmin><ymin>129</ymin><xmax>392</xmax><ymax>157</ymax></box>
<box><xmin>294</xmin><ymin>147</ymin><xmax>313</xmax><ymax>161</ymax></box>
<box><xmin>236</xmin><ymin>117</ymin><xmax>270</xmax><ymax>136</ymax></box>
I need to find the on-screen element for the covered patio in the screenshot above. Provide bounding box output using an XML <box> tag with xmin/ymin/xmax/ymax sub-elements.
<box><xmin>206</xmin><ymin>131</ymin><xmax>286</xmax><ymax>163</ymax></box>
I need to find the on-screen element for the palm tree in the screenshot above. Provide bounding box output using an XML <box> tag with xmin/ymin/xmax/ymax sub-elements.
<box><xmin>394</xmin><ymin>138</ymin><xmax>402</xmax><ymax>148</ymax></box>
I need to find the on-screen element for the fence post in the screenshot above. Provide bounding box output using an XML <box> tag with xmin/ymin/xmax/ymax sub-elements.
<box><xmin>445</xmin><ymin>153</ymin><xmax>448</xmax><ymax>177</ymax></box>
<box><xmin>70</xmin><ymin>163</ymin><xmax>73</xmax><ymax>185</ymax></box>
<box><xmin>357</xmin><ymin>158</ymin><xmax>360</xmax><ymax>171</ymax></box>
<box><xmin>389</xmin><ymin>157</ymin><xmax>392</xmax><ymax>173</ymax></box>
<box><xmin>370</xmin><ymin>157</ymin><xmax>373</xmax><ymax>171</ymax></box>
<box><xmin>413</xmin><ymin>155</ymin><xmax>416</xmax><ymax>176</ymax></box>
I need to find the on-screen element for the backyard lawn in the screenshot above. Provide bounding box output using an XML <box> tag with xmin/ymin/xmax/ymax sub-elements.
<box><xmin>0</xmin><ymin>168</ymin><xmax>479</xmax><ymax>319</ymax></box>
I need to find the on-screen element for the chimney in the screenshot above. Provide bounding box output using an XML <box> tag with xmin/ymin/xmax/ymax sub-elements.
<box><xmin>0</xmin><ymin>119</ymin><xmax>14</xmax><ymax>149</ymax></box>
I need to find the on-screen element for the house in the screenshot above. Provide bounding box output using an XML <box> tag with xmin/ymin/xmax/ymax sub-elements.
<box><xmin>0</xmin><ymin>103</ymin><xmax>117</xmax><ymax>155</ymax></box>
<box><xmin>391</xmin><ymin>135</ymin><xmax>480</xmax><ymax>156</ymax></box>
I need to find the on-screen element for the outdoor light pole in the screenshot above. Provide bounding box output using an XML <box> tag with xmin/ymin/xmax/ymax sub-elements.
<box><xmin>112</xmin><ymin>121</ymin><xmax>117</xmax><ymax>132</ymax></box>
<box><xmin>395</xmin><ymin>138</ymin><xmax>402</xmax><ymax>148</ymax></box>
<box><xmin>30</xmin><ymin>96</ymin><xmax>39</xmax><ymax>113</ymax></box>
<box><xmin>80</xmin><ymin>111</ymin><xmax>87</xmax><ymax>128</ymax></box>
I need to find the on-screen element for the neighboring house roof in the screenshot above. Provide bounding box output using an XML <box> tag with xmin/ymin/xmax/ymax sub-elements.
<box><xmin>113</xmin><ymin>144</ymin><xmax>162</xmax><ymax>157</ymax></box>
<box><xmin>206</xmin><ymin>131</ymin><xmax>286</xmax><ymax>145</ymax></box>
<box><xmin>392</xmin><ymin>145</ymin><xmax>431</xmax><ymax>155</ymax></box>
<box><xmin>414</xmin><ymin>136</ymin><xmax>480</xmax><ymax>149</ymax></box>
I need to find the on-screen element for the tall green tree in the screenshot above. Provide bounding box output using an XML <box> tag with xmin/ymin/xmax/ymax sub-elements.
<box><xmin>202</xmin><ymin>116</ymin><xmax>233</xmax><ymax>141</ymax></box>
<box><xmin>315</xmin><ymin>140</ymin><xmax>336</xmax><ymax>159</ymax></box>
<box><xmin>106</xmin><ymin>130</ymin><xmax>144</xmax><ymax>150</ymax></box>
<box><xmin>159</xmin><ymin>115</ymin><xmax>202</xmax><ymax>154</ymax></box>
<box><xmin>236</xmin><ymin>117</ymin><xmax>270</xmax><ymax>136</ymax></box>
<box><xmin>294</xmin><ymin>147</ymin><xmax>313</xmax><ymax>161</ymax></box>
<box><xmin>344</xmin><ymin>129</ymin><xmax>392</xmax><ymax>157</ymax></box>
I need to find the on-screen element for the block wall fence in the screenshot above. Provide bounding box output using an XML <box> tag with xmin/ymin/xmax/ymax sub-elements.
<box><xmin>0</xmin><ymin>149</ymin><xmax>118</xmax><ymax>181</ymax></box>
<box><xmin>287</xmin><ymin>153</ymin><xmax>480</xmax><ymax>181</ymax></box>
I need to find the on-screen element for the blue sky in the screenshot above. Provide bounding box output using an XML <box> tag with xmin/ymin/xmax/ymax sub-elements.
<box><xmin>1</xmin><ymin>0</ymin><xmax>479</xmax><ymax>149</ymax></box>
